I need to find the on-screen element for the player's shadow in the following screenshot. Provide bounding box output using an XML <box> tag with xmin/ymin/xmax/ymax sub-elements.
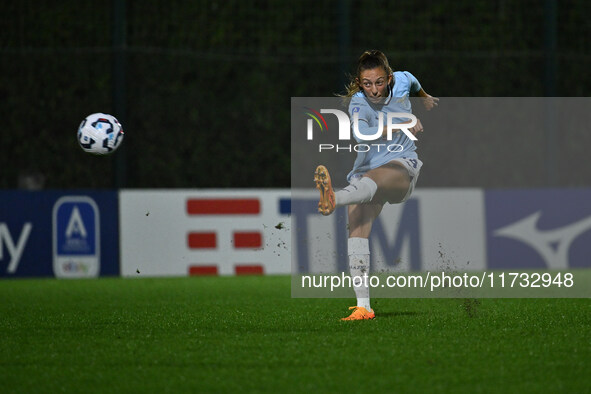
<box><xmin>377</xmin><ymin>311</ymin><xmax>424</xmax><ymax>318</ymax></box>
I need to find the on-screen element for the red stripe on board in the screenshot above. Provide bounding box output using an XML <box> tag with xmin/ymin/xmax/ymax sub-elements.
<box><xmin>186</xmin><ymin>198</ymin><xmax>260</xmax><ymax>215</ymax></box>
<box><xmin>233</xmin><ymin>232</ymin><xmax>262</xmax><ymax>248</ymax></box>
<box><xmin>235</xmin><ymin>265</ymin><xmax>264</xmax><ymax>275</ymax></box>
<box><xmin>188</xmin><ymin>265</ymin><xmax>219</xmax><ymax>276</ymax></box>
<box><xmin>187</xmin><ymin>232</ymin><xmax>217</xmax><ymax>249</ymax></box>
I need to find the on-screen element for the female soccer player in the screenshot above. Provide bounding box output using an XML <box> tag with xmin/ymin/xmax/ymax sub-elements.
<box><xmin>315</xmin><ymin>50</ymin><xmax>438</xmax><ymax>320</ymax></box>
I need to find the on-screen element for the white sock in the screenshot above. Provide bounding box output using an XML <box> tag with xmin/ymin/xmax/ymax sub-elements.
<box><xmin>348</xmin><ymin>237</ymin><xmax>371</xmax><ymax>311</ymax></box>
<box><xmin>335</xmin><ymin>177</ymin><xmax>378</xmax><ymax>206</ymax></box>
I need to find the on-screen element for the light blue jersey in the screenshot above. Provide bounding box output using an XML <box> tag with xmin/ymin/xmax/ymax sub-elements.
<box><xmin>347</xmin><ymin>71</ymin><xmax>422</xmax><ymax>181</ymax></box>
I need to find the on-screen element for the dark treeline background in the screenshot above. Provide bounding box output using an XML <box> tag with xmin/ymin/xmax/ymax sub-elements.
<box><xmin>1</xmin><ymin>0</ymin><xmax>590</xmax><ymax>189</ymax></box>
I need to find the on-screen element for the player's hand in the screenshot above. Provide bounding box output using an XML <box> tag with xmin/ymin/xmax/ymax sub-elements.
<box><xmin>421</xmin><ymin>95</ymin><xmax>439</xmax><ymax>111</ymax></box>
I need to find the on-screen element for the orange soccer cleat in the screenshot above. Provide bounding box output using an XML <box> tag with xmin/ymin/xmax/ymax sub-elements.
<box><xmin>341</xmin><ymin>306</ymin><xmax>376</xmax><ymax>321</ymax></box>
<box><xmin>314</xmin><ymin>165</ymin><xmax>336</xmax><ymax>216</ymax></box>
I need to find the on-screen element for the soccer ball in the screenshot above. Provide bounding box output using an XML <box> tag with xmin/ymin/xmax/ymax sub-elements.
<box><xmin>77</xmin><ymin>113</ymin><xmax>124</xmax><ymax>155</ymax></box>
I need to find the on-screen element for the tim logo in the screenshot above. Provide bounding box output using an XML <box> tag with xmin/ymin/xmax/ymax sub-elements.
<box><xmin>486</xmin><ymin>190</ymin><xmax>591</xmax><ymax>269</ymax></box>
<box><xmin>53</xmin><ymin>196</ymin><xmax>100</xmax><ymax>278</ymax></box>
<box><xmin>304</xmin><ymin>107</ymin><xmax>418</xmax><ymax>141</ymax></box>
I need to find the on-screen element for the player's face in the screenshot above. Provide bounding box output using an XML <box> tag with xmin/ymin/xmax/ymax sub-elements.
<box><xmin>358</xmin><ymin>68</ymin><xmax>392</xmax><ymax>103</ymax></box>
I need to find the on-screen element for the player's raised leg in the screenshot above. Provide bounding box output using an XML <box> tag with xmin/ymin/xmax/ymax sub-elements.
<box><xmin>315</xmin><ymin>165</ymin><xmax>378</xmax><ymax>216</ymax></box>
<box><xmin>314</xmin><ymin>165</ymin><xmax>336</xmax><ymax>215</ymax></box>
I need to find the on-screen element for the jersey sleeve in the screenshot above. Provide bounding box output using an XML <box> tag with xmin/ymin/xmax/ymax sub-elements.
<box><xmin>403</xmin><ymin>71</ymin><xmax>422</xmax><ymax>94</ymax></box>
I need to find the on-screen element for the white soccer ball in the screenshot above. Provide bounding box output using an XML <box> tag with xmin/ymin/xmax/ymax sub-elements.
<box><xmin>77</xmin><ymin>113</ymin><xmax>124</xmax><ymax>155</ymax></box>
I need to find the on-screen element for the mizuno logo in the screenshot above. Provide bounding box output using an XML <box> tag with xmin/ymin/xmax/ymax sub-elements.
<box><xmin>493</xmin><ymin>211</ymin><xmax>591</xmax><ymax>269</ymax></box>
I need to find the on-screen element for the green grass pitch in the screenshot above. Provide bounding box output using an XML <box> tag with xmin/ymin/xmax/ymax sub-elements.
<box><xmin>1</xmin><ymin>275</ymin><xmax>589</xmax><ymax>393</ymax></box>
